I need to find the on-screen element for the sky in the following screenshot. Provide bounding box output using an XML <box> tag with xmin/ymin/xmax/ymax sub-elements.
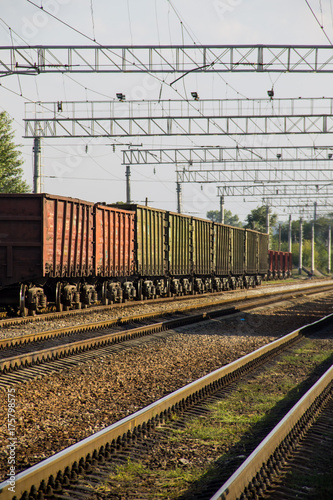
<box><xmin>1</xmin><ymin>0</ymin><xmax>333</xmax><ymax>222</ymax></box>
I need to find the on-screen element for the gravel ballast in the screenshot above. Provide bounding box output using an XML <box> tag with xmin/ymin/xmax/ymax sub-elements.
<box><xmin>0</xmin><ymin>279</ymin><xmax>329</xmax><ymax>340</ymax></box>
<box><xmin>0</xmin><ymin>290</ymin><xmax>332</xmax><ymax>480</ymax></box>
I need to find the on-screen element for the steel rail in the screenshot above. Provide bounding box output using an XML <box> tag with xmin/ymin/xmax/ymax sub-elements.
<box><xmin>0</xmin><ymin>288</ymin><xmax>236</xmax><ymax>328</ymax></box>
<box><xmin>210</xmin><ymin>353</ymin><xmax>333</xmax><ymax>499</ymax></box>
<box><xmin>0</xmin><ymin>279</ymin><xmax>327</xmax><ymax>329</ymax></box>
<box><xmin>1</xmin><ymin>313</ymin><xmax>332</xmax><ymax>500</ymax></box>
<box><xmin>1</xmin><ymin>284</ymin><xmax>332</xmax><ymax>374</ymax></box>
<box><xmin>0</xmin><ymin>282</ymin><xmax>333</xmax><ymax>351</ymax></box>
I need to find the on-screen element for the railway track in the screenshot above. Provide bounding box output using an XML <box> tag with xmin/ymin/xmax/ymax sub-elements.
<box><xmin>259</xmin><ymin>388</ymin><xmax>333</xmax><ymax>499</ymax></box>
<box><xmin>0</xmin><ymin>279</ymin><xmax>329</xmax><ymax>328</ymax></box>
<box><xmin>0</xmin><ymin>283</ymin><xmax>332</xmax><ymax>386</ymax></box>
<box><xmin>1</xmin><ymin>312</ymin><xmax>332</xmax><ymax>500</ymax></box>
<box><xmin>211</xmin><ymin>357</ymin><xmax>333</xmax><ymax>499</ymax></box>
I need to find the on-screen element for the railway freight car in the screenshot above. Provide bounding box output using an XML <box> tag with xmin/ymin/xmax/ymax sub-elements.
<box><xmin>119</xmin><ymin>204</ymin><xmax>269</xmax><ymax>298</ymax></box>
<box><xmin>0</xmin><ymin>194</ymin><xmax>136</xmax><ymax>315</ymax></box>
<box><xmin>0</xmin><ymin>194</ymin><xmax>283</xmax><ymax>316</ymax></box>
<box><xmin>268</xmin><ymin>250</ymin><xmax>292</xmax><ymax>279</ymax></box>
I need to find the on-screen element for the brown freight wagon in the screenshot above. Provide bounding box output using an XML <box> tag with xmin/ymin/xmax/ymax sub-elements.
<box><xmin>192</xmin><ymin>216</ymin><xmax>214</xmax><ymax>283</ymax></box>
<box><xmin>94</xmin><ymin>203</ymin><xmax>136</xmax><ymax>304</ymax></box>
<box><xmin>0</xmin><ymin>193</ymin><xmax>95</xmax><ymax>314</ymax></box>
<box><xmin>0</xmin><ymin>194</ymin><xmax>137</xmax><ymax>315</ymax></box>
<box><xmin>245</xmin><ymin>229</ymin><xmax>259</xmax><ymax>276</ymax></box>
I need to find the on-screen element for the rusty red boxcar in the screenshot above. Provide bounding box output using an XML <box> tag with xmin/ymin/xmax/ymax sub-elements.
<box><xmin>0</xmin><ymin>194</ymin><xmax>137</xmax><ymax>314</ymax></box>
<box><xmin>94</xmin><ymin>203</ymin><xmax>136</xmax><ymax>305</ymax></box>
<box><xmin>0</xmin><ymin>193</ymin><xmax>95</xmax><ymax>314</ymax></box>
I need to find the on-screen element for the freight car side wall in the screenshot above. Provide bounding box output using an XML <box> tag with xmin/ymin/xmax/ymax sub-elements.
<box><xmin>192</xmin><ymin>217</ymin><xmax>214</xmax><ymax>275</ymax></box>
<box><xmin>214</xmin><ymin>224</ymin><xmax>230</xmax><ymax>275</ymax></box>
<box><xmin>0</xmin><ymin>195</ymin><xmax>44</xmax><ymax>287</ymax></box>
<box><xmin>231</xmin><ymin>227</ymin><xmax>246</xmax><ymax>275</ymax></box>
<box><xmin>258</xmin><ymin>233</ymin><xmax>269</xmax><ymax>274</ymax></box>
<box><xmin>43</xmin><ymin>196</ymin><xmax>95</xmax><ymax>278</ymax></box>
<box><xmin>245</xmin><ymin>230</ymin><xmax>258</xmax><ymax>274</ymax></box>
<box><xmin>94</xmin><ymin>205</ymin><xmax>135</xmax><ymax>277</ymax></box>
<box><xmin>168</xmin><ymin>212</ymin><xmax>192</xmax><ymax>276</ymax></box>
<box><xmin>135</xmin><ymin>206</ymin><xmax>167</xmax><ymax>276</ymax></box>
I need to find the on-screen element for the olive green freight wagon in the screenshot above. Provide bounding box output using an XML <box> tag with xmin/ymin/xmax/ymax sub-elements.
<box><xmin>113</xmin><ymin>204</ymin><xmax>269</xmax><ymax>285</ymax></box>
<box><xmin>246</xmin><ymin>229</ymin><xmax>258</xmax><ymax>275</ymax></box>
<box><xmin>115</xmin><ymin>205</ymin><xmax>167</xmax><ymax>277</ymax></box>
<box><xmin>214</xmin><ymin>223</ymin><xmax>230</xmax><ymax>276</ymax></box>
<box><xmin>192</xmin><ymin>217</ymin><xmax>214</xmax><ymax>275</ymax></box>
<box><xmin>244</xmin><ymin>229</ymin><xmax>269</xmax><ymax>276</ymax></box>
<box><xmin>167</xmin><ymin>212</ymin><xmax>192</xmax><ymax>276</ymax></box>
<box><xmin>258</xmin><ymin>232</ymin><xmax>269</xmax><ymax>274</ymax></box>
<box><xmin>231</xmin><ymin>226</ymin><xmax>246</xmax><ymax>275</ymax></box>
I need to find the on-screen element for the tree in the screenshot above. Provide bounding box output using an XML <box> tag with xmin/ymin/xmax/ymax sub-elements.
<box><xmin>0</xmin><ymin>111</ymin><xmax>30</xmax><ymax>193</ymax></box>
<box><xmin>244</xmin><ymin>206</ymin><xmax>277</xmax><ymax>232</ymax></box>
<box><xmin>206</xmin><ymin>209</ymin><xmax>242</xmax><ymax>227</ymax></box>
<box><xmin>206</xmin><ymin>210</ymin><xmax>220</xmax><ymax>222</ymax></box>
<box><xmin>270</xmin><ymin>215</ymin><xmax>333</xmax><ymax>273</ymax></box>
<box><xmin>224</xmin><ymin>209</ymin><xmax>242</xmax><ymax>227</ymax></box>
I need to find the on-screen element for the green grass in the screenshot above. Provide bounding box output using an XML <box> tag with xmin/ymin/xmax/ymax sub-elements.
<box><xmin>97</xmin><ymin>459</ymin><xmax>200</xmax><ymax>499</ymax></box>
<box><xmin>98</xmin><ymin>339</ymin><xmax>333</xmax><ymax>498</ymax></box>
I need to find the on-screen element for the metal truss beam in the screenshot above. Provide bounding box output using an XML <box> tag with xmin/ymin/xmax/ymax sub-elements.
<box><xmin>24</xmin><ymin>97</ymin><xmax>333</xmax><ymax>138</ymax></box>
<box><xmin>176</xmin><ymin>169</ymin><xmax>333</xmax><ymax>183</ymax></box>
<box><xmin>23</xmin><ymin>119</ymin><xmax>333</xmax><ymax>139</ymax></box>
<box><xmin>272</xmin><ymin>206</ymin><xmax>330</xmax><ymax>216</ymax></box>
<box><xmin>262</xmin><ymin>197</ymin><xmax>333</xmax><ymax>208</ymax></box>
<box><xmin>25</xmin><ymin>97</ymin><xmax>333</xmax><ymax>119</ymax></box>
<box><xmin>216</xmin><ymin>184</ymin><xmax>333</xmax><ymax>197</ymax></box>
<box><xmin>5</xmin><ymin>45</ymin><xmax>333</xmax><ymax>76</ymax></box>
<box><xmin>122</xmin><ymin>146</ymin><xmax>333</xmax><ymax>165</ymax></box>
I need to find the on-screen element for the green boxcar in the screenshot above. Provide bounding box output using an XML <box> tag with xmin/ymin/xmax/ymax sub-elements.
<box><xmin>246</xmin><ymin>229</ymin><xmax>258</xmax><ymax>274</ymax></box>
<box><xmin>231</xmin><ymin>227</ymin><xmax>246</xmax><ymax>275</ymax></box>
<box><xmin>167</xmin><ymin>212</ymin><xmax>192</xmax><ymax>276</ymax></box>
<box><xmin>115</xmin><ymin>205</ymin><xmax>167</xmax><ymax>276</ymax></box>
<box><xmin>192</xmin><ymin>217</ymin><xmax>214</xmax><ymax>275</ymax></box>
<box><xmin>214</xmin><ymin>223</ymin><xmax>231</xmax><ymax>276</ymax></box>
<box><xmin>258</xmin><ymin>232</ymin><xmax>269</xmax><ymax>274</ymax></box>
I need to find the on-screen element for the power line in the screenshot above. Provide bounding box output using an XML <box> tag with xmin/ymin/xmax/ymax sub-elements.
<box><xmin>11</xmin><ymin>5</ymin><xmax>327</xmax><ymax>212</ymax></box>
<box><xmin>304</xmin><ymin>0</ymin><xmax>333</xmax><ymax>44</ymax></box>
<box><xmin>26</xmin><ymin>0</ymin><xmax>99</xmax><ymax>45</ymax></box>
<box><xmin>126</xmin><ymin>0</ymin><xmax>133</xmax><ymax>45</ymax></box>
<box><xmin>166</xmin><ymin>0</ymin><xmax>250</xmax><ymax>100</ymax></box>
<box><xmin>0</xmin><ymin>16</ymin><xmax>117</xmax><ymax>101</ymax></box>
<box><xmin>90</xmin><ymin>0</ymin><xmax>96</xmax><ymax>41</ymax></box>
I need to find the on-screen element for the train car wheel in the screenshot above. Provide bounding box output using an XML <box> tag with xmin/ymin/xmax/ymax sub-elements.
<box><xmin>55</xmin><ymin>282</ymin><xmax>63</xmax><ymax>312</ymax></box>
<box><xmin>101</xmin><ymin>281</ymin><xmax>108</xmax><ymax>305</ymax></box>
<box><xmin>19</xmin><ymin>284</ymin><xmax>28</xmax><ymax>317</ymax></box>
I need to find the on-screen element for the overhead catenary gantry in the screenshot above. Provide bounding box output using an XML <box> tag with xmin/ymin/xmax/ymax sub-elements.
<box><xmin>24</xmin><ymin>97</ymin><xmax>333</xmax><ymax>216</ymax></box>
<box><xmin>24</xmin><ymin>97</ymin><xmax>333</xmax><ymax>137</ymax></box>
<box><xmin>214</xmin><ymin>183</ymin><xmax>333</xmax><ymax>225</ymax></box>
<box><xmin>176</xmin><ymin>168</ymin><xmax>333</xmax><ymax>183</ymax></box>
<box><xmin>267</xmin><ymin>206</ymin><xmax>330</xmax><ymax>216</ymax></box>
<box><xmin>216</xmin><ymin>184</ymin><xmax>333</xmax><ymax>197</ymax></box>
<box><xmin>5</xmin><ymin>45</ymin><xmax>333</xmax><ymax>75</ymax></box>
<box><xmin>262</xmin><ymin>197</ymin><xmax>333</xmax><ymax>210</ymax></box>
<box><xmin>2</xmin><ymin>43</ymin><xmax>331</xmax><ymax>229</ymax></box>
<box><xmin>122</xmin><ymin>146</ymin><xmax>333</xmax><ymax>165</ymax></box>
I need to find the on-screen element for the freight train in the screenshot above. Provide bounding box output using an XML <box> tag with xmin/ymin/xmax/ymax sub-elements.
<box><xmin>0</xmin><ymin>193</ymin><xmax>292</xmax><ymax>316</ymax></box>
